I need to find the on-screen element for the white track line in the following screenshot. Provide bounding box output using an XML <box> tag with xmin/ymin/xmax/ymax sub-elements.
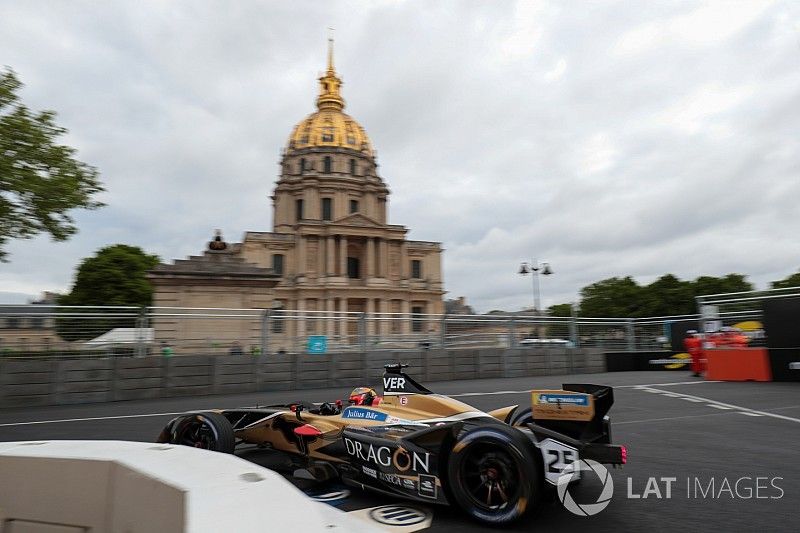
<box><xmin>0</xmin><ymin>411</ymin><xmax>185</xmax><ymax>428</ymax></box>
<box><xmin>641</xmin><ymin>387</ymin><xmax>800</xmax><ymax>424</ymax></box>
<box><xmin>623</xmin><ymin>380</ymin><xmax>722</xmax><ymax>388</ymax></box>
<box><xmin>615</xmin><ymin>412</ymin><xmax>738</xmax><ymax>425</ymax></box>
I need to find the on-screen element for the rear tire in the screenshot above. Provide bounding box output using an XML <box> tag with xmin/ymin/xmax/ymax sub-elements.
<box><xmin>169</xmin><ymin>412</ymin><xmax>235</xmax><ymax>453</ymax></box>
<box><xmin>446</xmin><ymin>425</ymin><xmax>541</xmax><ymax>524</ymax></box>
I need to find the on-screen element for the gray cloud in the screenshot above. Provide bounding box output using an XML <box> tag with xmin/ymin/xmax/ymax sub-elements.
<box><xmin>1</xmin><ymin>0</ymin><xmax>799</xmax><ymax>313</ymax></box>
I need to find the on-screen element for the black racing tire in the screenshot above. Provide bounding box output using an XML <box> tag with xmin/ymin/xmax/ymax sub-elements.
<box><xmin>507</xmin><ymin>407</ymin><xmax>533</xmax><ymax>427</ymax></box>
<box><xmin>446</xmin><ymin>425</ymin><xmax>542</xmax><ymax>525</ymax></box>
<box><xmin>170</xmin><ymin>412</ymin><xmax>235</xmax><ymax>453</ymax></box>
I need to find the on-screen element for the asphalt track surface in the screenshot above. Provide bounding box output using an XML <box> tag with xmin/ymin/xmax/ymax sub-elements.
<box><xmin>1</xmin><ymin>371</ymin><xmax>798</xmax><ymax>532</ymax></box>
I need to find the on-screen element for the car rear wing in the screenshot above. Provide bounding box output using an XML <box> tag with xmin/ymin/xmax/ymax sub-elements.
<box><xmin>529</xmin><ymin>383</ymin><xmax>615</xmax><ymax>444</ymax></box>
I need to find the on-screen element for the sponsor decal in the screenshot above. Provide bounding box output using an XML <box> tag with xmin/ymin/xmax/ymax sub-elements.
<box><xmin>362</xmin><ymin>465</ymin><xmax>377</xmax><ymax>479</ymax></box>
<box><xmin>342</xmin><ymin>407</ymin><xmax>388</xmax><ymax>422</ymax></box>
<box><xmin>383</xmin><ymin>376</ymin><xmax>407</xmax><ymax>392</ymax></box>
<box><xmin>532</xmin><ymin>391</ymin><xmax>595</xmax><ymax>421</ymax></box>
<box><xmin>537</xmin><ymin>393</ymin><xmax>589</xmax><ymax>406</ymax></box>
<box><xmin>789</xmin><ymin>362</ymin><xmax>800</xmax><ymax>370</ymax></box>
<box><xmin>649</xmin><ymin>353</ymin><xmax>691</xmax><ymax>369</ymax></box>
<box><xmin>344</xmin><ymin>437</ymin><xmax>431</xmax><ymax>473</ymax></box>
<box><xmin>418</xmin><ymin>474</ymin><xmax>438</xmax><ymax>499</ymax></box>
<box><xmin>369</xmin><ymin>505</ymin><xmax>429</xmax><ymax>527</ymax></box>
<box><xmin>402</xmin><ymin>478</ymin><xmax>417</xmax><ymax>491</ymax></box>
<box><xmin>400</xmin><ymin>395</ymin><xmax>409</xmax><ymax>405</ymax></box>
<box><xmin>379</xmin><ymin>471</ymin><xmax>403</xmax><ymax>487</ymax></box>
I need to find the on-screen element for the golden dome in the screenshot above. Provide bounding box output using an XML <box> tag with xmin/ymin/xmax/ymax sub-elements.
<box><xmin>286</xmin><ymin>39</ymin><xmax>373</xmax><ymax>156</ymax></box>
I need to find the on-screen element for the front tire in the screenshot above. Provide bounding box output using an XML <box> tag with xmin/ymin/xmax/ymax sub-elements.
<box><xmin>169</xmin><ymin>412</ymin><xmax>235</xmax><ymax>453</ymax></box>
<box><xmin>446</xmin><ymin>425</ymin><xmax>541</xmax><ymax>524</ymax></box>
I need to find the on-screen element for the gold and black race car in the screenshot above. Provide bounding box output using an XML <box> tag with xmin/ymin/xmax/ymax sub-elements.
<box><xmin>157</xmin><ymin>364</ymin><xmax>627</xmax><ymax>524</ymax></box>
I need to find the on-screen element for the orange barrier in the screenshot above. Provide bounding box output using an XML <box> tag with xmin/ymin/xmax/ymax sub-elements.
<box><xmin>705</xmin><ymin>348</ymin><xmax>772</xmax><ymax>382</ymax></box>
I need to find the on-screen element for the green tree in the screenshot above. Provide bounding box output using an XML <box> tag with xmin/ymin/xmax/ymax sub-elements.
<box><xmin>691</xmin><ymin>274</ymin><xmax>752</xmax><ymax>297</ymax></box>
<box><xmin>579</xmin><ymin>276</ymin><xmax>643</xmax><ymax>318</ymax></box>
<box><xmin>547</xmin><ymin>303</ymin><xmax>573</xmax><ymax>317</ymax></box>
<box><xmin>771</xmin><ymin>270</ymin><xmax>800</xmax><ymax>289</ymax></box>
<box><xmin>0</xmin><ymin>68</ymin><xmax>104</xmax><ymax>261</ymax></box>
<box><xmin>639</xmin><ymin>274</ymin><xmax>695</xmax><ymax>317</ymax></box>
<box><xmin>57</xmin><ymin>245</ymin><xmax>160</xmax><ymax>341</ymax></box>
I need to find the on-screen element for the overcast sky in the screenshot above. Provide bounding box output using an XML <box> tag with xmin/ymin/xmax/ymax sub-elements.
<box><xmin>1</xmin><ymin>0</ymin><xmax>798</xmax><ymax>312</ymax></box>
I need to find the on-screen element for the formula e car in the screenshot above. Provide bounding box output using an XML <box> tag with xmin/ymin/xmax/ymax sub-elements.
<box><xmin>157</xmin><ymin>364</ymin><xmax>626</xmax><ymax>524</ymax></box>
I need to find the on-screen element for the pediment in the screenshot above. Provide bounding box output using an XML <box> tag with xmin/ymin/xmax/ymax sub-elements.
<box><xmin>334</xmin><ymin>213</ymin><xmax>384</xmax><ymax>228</ymax></box>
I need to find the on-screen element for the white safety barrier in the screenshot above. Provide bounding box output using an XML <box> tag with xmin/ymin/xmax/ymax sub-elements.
<box><xmin>0</xmin><ymin>440</ymin><xmax>380</xmax><ymax>532</ymax></box>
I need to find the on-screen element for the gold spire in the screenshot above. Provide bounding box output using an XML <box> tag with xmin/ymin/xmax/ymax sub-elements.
<box><xmin>316</xmin><ymin>34</ymin><xmax>345</xmax><ymax>111</ymax></box>
<box><xmin>327</xmin><ymin>32</ymin><xmax>335</xmax><ymax>73</ymax></box>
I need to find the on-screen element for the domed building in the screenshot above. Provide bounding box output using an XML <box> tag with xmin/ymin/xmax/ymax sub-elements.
<box><xmin>150</xmin><ymin>40</ymin><xmax>444</xmax><ymax>349</ymax></box>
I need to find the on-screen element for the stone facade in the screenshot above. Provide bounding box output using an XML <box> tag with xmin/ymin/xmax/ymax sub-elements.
<box><xmin>150</xmin><ymin>40</ymin><xmax>445</xmax><ymax>349</ymax></box>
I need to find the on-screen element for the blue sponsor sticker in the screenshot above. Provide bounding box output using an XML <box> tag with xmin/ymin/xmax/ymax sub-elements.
<box><xmin>537</xmin><ymin>393</ymin><xmax>589</xmax><ymax>406</ymax></box>
<box><xmin>341</xmin><ymin>407</ymin><xmax>389</xmax><ymax>422</ymax></box>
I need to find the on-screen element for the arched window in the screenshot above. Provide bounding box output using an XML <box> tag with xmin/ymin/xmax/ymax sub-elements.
<box><xmin>299</xmin><ymin>158</ymin><xmax>306</xmax><ymax>174</ymax></box>
<box><xmin>324</xmin><ymin>156</ymin><xmax>332</xmax><ymax>173</ymax></box>
<box><xmin>349</xmin><ymin>158</ymin><xmax>356</xmax><ymax>175</ymax></box>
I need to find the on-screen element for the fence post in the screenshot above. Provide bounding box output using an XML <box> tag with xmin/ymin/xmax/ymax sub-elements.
<box><xmin>626</xmin><ymin>319</ymin><xmax>635</xmax><ymax>352</ymax></box>
<box><xmin>358</xmin><ymin>313</ymin><xmax>367</xmax><ymax>354</ymax></box>
<box><xmin>508</xmin><ymin>316</ymin><xmax>516</xmax><ymax>348</ymax></box>
<box><xmin>135</xmin><ymin>307</ymin><xmax>147</xmax><ymax>358</ymax></box>
<box><xmin>261</xmin><ymin>309</ymin><xmax>270</xmax><ymax>357</ymax></box>
<box><xmin>569</xmin><ymin>304</ymin><xmax>579</xmax><ymax>348</ymax></box>
<box><xmin>440</xmin><ymin>315</ymin><xmax>447</xmax><ymax>348</ymax></box>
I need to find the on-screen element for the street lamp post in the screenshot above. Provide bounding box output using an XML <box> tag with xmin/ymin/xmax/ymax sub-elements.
<box><xmin>518</xmin><ymin>260</ymin><xmax>553</xmax><ymax>314</ymax></box>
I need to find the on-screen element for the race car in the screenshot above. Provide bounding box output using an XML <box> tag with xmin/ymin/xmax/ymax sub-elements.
<box><xmin>157</xmin><ymin>364</ymin><xmax>626</xmax><ymax>524</ymax></box>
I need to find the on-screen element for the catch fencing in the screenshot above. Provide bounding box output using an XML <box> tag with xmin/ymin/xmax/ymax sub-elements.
<box><xmin>0</xmin><ymin>286</ymin><xmax>793</xmax><ymax>358</ymax></box>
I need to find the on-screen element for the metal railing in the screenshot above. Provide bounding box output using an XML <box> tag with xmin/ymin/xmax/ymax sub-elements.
<box><xmin>1</xmin><ymin>286</ymin><xmax>795</xmax><ymax>358</ymax></box>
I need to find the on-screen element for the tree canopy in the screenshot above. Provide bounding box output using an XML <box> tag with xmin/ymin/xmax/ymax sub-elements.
<box><xmin>0</xmin><ymin>68</ymin><xmax>104</xmax><ymax>261</ymax></box>
<box><xmin>771</xmin><ymin>270</ymin><xmax>800</xmax><ymax>289</ymax></box>
<box><xmin>546</xmin><ymin>303</ymin><xmax>573</xmax><ymax>317</ymax></box>
<box><xmin>59</xmin><ymin>244</ymin><xmax>160</xmax><ymax>307</ymax></box>
<box><xmin>553</xmin><ymin>273</ymin><xmax>755</xmax><ymax>318</ymax></box>
<box><xmin>57</xmin><ymin>245</ymin><xmax>160</xmax><ymax>341</ymax></box>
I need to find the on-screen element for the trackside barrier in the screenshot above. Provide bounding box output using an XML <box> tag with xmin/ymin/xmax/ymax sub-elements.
<box><xmin>0</xmin><ymin>347</ymin><xmax>606</xmax><ymax>409</ymax></box>
<box><xmin>0</xmin><ymin>440</ymin><xmax>379</xmax><ymax>532</ymax></box>
<box><xmin>704</xmin><ymin>348</ymin><xmax>772</xmax><ymax>382</ymax></box>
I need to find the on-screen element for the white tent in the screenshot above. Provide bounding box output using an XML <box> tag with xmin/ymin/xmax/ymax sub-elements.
<box><xmin>83</xmin><ymin>328</ymin><xmax>154</xmax><ymax>349</ymax></box>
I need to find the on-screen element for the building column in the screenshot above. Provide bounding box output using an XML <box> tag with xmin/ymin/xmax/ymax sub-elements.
<box><xmin>337</xmin><ymin>297</ymin><xmax>347</xmax><ymax>337</ymax></box>
<box><xmin>326</xmin><ymin>298</ymin><xmax>335</xmax><ymax>338</ymax></box>
<box><xmin>297</xmin><ymin>298</ymin><xmax>306</xmax><ymax>340</ymax></box>
<box><xmin>327</xmin><ymin>236</ymin><xmax>335</xmax><ymax>276</ymax></box>
<box><xmin>339</xmin><ymin>235</ymin><xmax>348</xmax><ymax>277</ymax></box>
<box><xmin>379</xmin><ymin>299</ymin><xmax>390</xmax><ymax>336</ymax></box>
<box><xmin>400</xmin><ymin>241</ymin><xmax>408</xmax><ymax>279</ymax></box>
<box><xmin>366</xmin><ymin>237</ymin><xmax>375</xmax><ymax>278</ymax></box>
<box><xmin>401</xmin><ymin>299</ymin><xmax>411</xmax><ymax>334</ymax></box>
<box><xmin>297</xmin><ymin>235</ymin><xmax>306</xmax><ymax>276</ymax></box>
<box><xmin>366</xmin><ymin>297</ymin><xmax>375</xmax><ymax>336</ymax></box>
<box><xmin>380</xmin><ymin>239</ymin><xmax>389</xmax><ymax>278</ymax></box>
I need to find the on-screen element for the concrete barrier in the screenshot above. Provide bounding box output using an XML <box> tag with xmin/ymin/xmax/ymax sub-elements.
<box><xmin>0</xmin><ymin>347</ymin><xmax>606</xmax><ymax>409</ymax></box>
<box><xmin>0</xmin><ymin>440</ymin><xmax>379</xmax><ymax>532</ymax></box>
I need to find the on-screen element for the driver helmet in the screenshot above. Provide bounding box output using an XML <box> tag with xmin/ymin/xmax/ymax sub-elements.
<box><xmin>349</xmin><ymin>387</ymin><xmax>378</xmax><ymax>406</ymax></box>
